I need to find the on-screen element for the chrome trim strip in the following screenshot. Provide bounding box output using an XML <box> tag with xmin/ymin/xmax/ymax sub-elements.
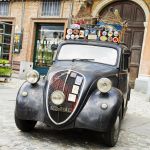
<box><xmin>63</xmin><ymin>70</ymin><xmax>71</xmax><ymax>92</ymax></box>
<box><xmin>46</xmin><ymin>70</ymin><xmax>86</xmax><ymax>125</ymax></box>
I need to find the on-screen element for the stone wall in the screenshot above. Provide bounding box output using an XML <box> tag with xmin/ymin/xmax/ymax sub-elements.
<box><xmin>9</xmin><ymin>0</ymin><xmax>40</xmax><ymax>62</ymax></box>
<box><xmin>144</xmin><ymin>0</ymin><xmax>150</xmax><ymax>8</ymax></box>
<box><xmin>8</xmin><ymin>0</ymin><xmax>72</xmax><ymax>62</ymax></box>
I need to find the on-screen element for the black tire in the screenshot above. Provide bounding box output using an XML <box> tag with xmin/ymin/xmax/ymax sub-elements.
<box><xmin>15</xmin><ymin>114</ymin><xmax>37</xmax><ymax>132</ymax></box>
<box><xmin>103</xmin><ymin>108</ymin><xmax>122</xmax><ymax>147</ymax></box>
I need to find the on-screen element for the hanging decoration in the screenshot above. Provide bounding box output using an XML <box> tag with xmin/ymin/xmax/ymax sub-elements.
<box><xmin>97</xmin><ymin>8</ymin><xmax>128</xmax><ymax>43</ymax></box>
<box><xmin>65</xmin><ymin>7</ymin><xmax>128</xmax><ymax>44</ymax></box>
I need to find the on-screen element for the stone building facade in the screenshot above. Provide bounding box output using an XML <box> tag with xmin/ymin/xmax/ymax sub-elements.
<box><xmin>0</xmin><ymin>0</ymin><xmax>150</xmax><ymax>94</ymax></box>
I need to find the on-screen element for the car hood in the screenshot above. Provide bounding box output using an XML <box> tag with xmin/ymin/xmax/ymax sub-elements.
<box><xmin>47</xmin><ymin>61</ymin><xmax>118</xmax><ymax>92</ymax></box>
<box><xmin>48</xmin><ymin>61</ymin><xmax>118</xmax><ymax>79</ymax></box>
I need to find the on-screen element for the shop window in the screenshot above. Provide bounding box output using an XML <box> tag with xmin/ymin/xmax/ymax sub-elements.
<box><xmin>34</xmin><ymin>23</ymin><xmax>64</xmax><ymax>74</ymax></box>
<box><xmin>41</xmin><ymin>0</ymin><xmax>61</xmax><ymax>16</ymax></box>
<box><xmin>0</xmin><ymin>22</ymin><xmax>12</xmax><ymax>60</ymax></box>
<box><xmin>0</xmin><ymin>0</ymin><xmax>10</xmax><ymax>16</ymax></box>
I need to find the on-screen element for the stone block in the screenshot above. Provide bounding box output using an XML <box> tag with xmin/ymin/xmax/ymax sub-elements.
<box><xmin>135</xmin><ymin>78</ymin><xmax>149</xmax><ymax>93</ymax></box>
<box><xmin>134</xmin><ymin>77</ymin><xmax>150</xmax><ymax>101</ymax></box>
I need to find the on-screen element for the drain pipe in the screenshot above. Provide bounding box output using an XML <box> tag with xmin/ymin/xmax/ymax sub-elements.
<box><xmin>68</xmin><ymin>0</ymin><xmax>74</xmax><ymax>27</ymax></box>
<box><xmin>21</xmin><ymin>0</ymin><xmax>25</xmax><ymax>33</ymax></box>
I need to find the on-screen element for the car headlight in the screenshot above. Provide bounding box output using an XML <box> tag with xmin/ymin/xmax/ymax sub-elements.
<box><xmin>51</xmin><ymin>90</ymin><xmax>65</xmax><ymax>105</ymax></box>
<box><xmin>97</xmin><ymin>78</ymin><xmax>112</xmax><ymax>93</ymax></box>
<box><xmin>26</xmin><ymin>70</ymin><xmax>40</xmax><ymax>84</ymax></box>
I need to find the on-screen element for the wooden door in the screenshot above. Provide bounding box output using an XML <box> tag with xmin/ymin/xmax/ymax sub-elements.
<box><xmin>99</xmin><ymin>1</ymin><xmax>145</xmax><ymax>87</ymax></box>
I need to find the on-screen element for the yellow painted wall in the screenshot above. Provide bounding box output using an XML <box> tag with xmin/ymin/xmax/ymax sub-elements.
<box><xmin>140</xmin><ymin>16</ymin><xmax>150</xmax><ymax>76</ymax></box>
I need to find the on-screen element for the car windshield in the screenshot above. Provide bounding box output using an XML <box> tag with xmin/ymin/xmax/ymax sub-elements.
<box><xmin>57</xmin><ymin>44</ymin><xmax>118</xmax><ymax>66</ymax></box>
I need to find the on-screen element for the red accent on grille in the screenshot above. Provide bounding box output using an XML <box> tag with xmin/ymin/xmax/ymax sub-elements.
<box><xmin>48</xmin><ymin>71</ymin><xmax>83</xmax><ymax>123</ymax></box>
<box><xmin>50</xmin><ymin>73</ymin><xmax>72</xmax><ymax>102</ymax></box>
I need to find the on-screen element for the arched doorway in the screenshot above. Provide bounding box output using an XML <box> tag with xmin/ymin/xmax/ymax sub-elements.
<box><xmin>99</xmin><ymin>1</ymin><xmax>146</xmax><ymax>87</ymax></box>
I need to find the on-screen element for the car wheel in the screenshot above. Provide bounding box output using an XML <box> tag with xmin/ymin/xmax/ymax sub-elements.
<box><xmin>103</xmin><ymin>108</ymin><xmax>122</xmax><ymax>147</ymax></box>
<box><xmin>15</xmin><ymin>114</ymin><xmax>37</xmax><ymax>132</ymax></box>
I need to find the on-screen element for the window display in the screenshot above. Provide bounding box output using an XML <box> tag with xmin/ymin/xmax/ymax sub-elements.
<box><xmin>34</xmin><ymin>23</ymin><xmax>64</xmax><ymax>73</ymax></box>
<box><xmin>0</xmin><ymin>22</ymin><xmax>12</xmax><ymax>60</ymax></box>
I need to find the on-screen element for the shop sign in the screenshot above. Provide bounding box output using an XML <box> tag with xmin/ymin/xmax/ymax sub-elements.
<box><xmin>14</xmin><ymin>33</ymin><xmax>22</xmax><ymax>53</ymax></box>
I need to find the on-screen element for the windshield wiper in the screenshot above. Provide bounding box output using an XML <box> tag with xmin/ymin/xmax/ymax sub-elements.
<box><xmin>72</xmin><ymin>59</ymin><xmax>95</xmax><ymax>62</ymax></box>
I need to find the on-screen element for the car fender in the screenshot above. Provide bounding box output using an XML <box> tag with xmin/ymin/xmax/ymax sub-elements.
<box><xmin>15</xmin><ymin>80</ymin><xmax>45</xmax><ymax>122</ymax></box>
<box><xmin>75</xmin><ymin>87</ymin><xmax>123</xmax><ymax>132</ymax></box>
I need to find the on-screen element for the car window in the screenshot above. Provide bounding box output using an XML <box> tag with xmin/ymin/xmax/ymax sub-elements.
<box><xmin>57</xmin><ymin>44</ymin><xmax>118</xmax><ymax>66</ymax></box>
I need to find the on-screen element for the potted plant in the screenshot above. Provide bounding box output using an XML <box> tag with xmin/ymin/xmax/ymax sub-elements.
<box><xmin>0</xmin><ymin>59</ymin><xmax>12</xmax><ymax>77</ymax></box>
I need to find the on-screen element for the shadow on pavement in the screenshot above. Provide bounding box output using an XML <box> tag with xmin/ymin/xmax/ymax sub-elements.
<box><xmin>21</xmin><ymin>123</ymin><xmax>111</xmax><ymax>149</ymax></box>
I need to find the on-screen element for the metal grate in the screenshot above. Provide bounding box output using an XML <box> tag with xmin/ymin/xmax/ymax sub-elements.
<box><xmin>0</xmin><ymin>1</ymin><xmax>10</xmax><ymax>16</ymax></box>
<box><xmin>41</xmin><ymin>0</ymin><xmax>61</xmax><ymax>16</ymax></box>
<box><xmin>47</xmin><ymin>70</ymin><xmax>84</xmax><ymax>124</ymax></box>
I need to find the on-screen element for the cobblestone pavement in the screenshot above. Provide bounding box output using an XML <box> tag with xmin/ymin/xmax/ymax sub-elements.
<box><xmin>1</xmin><ymin>78</ymin><xmax>150</xmax><ymax>150</ymax></box>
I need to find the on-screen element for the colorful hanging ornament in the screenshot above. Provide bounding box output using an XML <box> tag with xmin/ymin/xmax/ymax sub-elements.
<box><xmin>114</xmin><ymin>31</ymin><xmax>119</xmax><ymax>37</ymax></box>
<box><xmin>113</xmin><ymin>37</ymin><xmax>119</xmax><ymax>43</ymax></box>
<box><xmin>66</xmin><ymin>34</ymin><xmax>71</xmax><ymax>40</ymax></box>
<box><xmin>71</xmin><ymin>34</ymin><xmax>75</xmax><ymax>39</ymax></box>
<box><xmin>100</xmin><ymin>36</ymin><xmax>107</xmax><ymax>41</ymax></box>
<box><xmin>102</xmin><ymin>31</ymin><xmax>107</xmax><ymax>36</ymax></box>
<box><xmin>108</xmin><ymin>36</ymin><xmax>113</xmax><ymax>42</ymax></box>
<box><xmin>108</xmin><ymin>31</ymin><xmax>113</xmax><ymax>37</ymax></box>
<box><xmin>73</xmin><ymin>29</ymin><xmax>80</xmax><ymax>35</ymax></box>
<box><xmin>67</xmin><ymin>29</ymin><xmax>72</xmax><ymax>35</ymax></box>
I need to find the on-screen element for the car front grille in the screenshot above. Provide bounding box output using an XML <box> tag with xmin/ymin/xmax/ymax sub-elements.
<box><xmin>47</xmin><ymin>70</ymin><xmax>84</xmax><ymax>124</ymax></box>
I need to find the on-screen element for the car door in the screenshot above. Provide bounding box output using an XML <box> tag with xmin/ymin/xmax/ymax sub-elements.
<box><xmin>118</xmin><ymin>49</ymin><xmax>130</xmax><ymax>108</ymax></box>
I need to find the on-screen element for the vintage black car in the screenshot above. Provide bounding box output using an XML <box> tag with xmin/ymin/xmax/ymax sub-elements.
<box><xmin>15</xmin><ymin>41</ymin><xmax>130</xmax><ymax>147</ymax></box>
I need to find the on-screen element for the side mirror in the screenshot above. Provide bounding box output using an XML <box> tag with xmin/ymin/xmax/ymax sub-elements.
<box><xmin>122</xmin><ymin>53</ymin><xmax>130</xmax><ymax>71</ymax></box>
<box><xmin>124</xmin><ymin>54</ymin><xmax>129</xmax><ymax>70</ymax></box>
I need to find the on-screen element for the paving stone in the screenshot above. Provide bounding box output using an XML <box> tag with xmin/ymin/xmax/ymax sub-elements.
<box><xmin>1</xmin><ymin>78</ymin><xmax>150</xmax><ymax>149</ymax></box>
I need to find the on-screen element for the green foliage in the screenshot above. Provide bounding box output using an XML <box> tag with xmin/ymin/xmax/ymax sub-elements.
<box><xmin>0</xmin><ymin>59</ymin><xmax>9</xmax><ymax>65</ymax></box>
<box><xmin>0</xmin><ymin>59</ymin><xmax>12</xmax><ymax>77</ymax></box>
<box><xmin>0</xmin><ymin>67</ymin><xmax>12</xmax><ymax>77</ymax></box>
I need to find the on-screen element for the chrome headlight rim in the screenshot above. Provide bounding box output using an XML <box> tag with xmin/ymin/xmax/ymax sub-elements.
<box><xmin>97</xmin><ymin>78</ymin><xmax>112</xmax><ymax>93</ymax></box>
<box><xmin>51</xmin><ymin>90</ymin><xmax>65</xmax><ymax>106</ymax></box>
<box><xmin>26</xmin><ymin>70</ymin><xmax>40</xmax><ymax>84</ymax></box>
